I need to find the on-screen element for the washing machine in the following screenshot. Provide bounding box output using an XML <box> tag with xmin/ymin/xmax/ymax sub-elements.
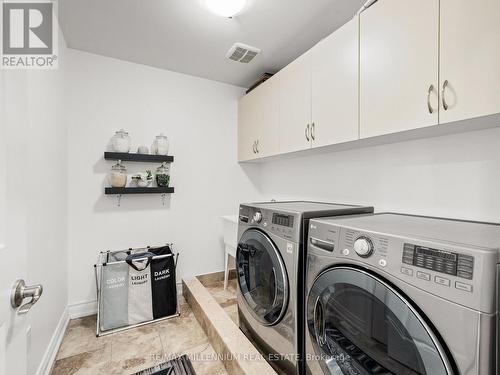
<box><xmin>305</xmin><ymin>213</ymin><xmax>500</xmax><ymax>375</ymax></box>
<box><xmin>236</xmin><ymin>201</ymin><xmax>374</xmax><ymax>374</ymax></box>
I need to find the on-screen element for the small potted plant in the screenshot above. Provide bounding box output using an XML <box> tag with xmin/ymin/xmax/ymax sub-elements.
<box><xmin>131</xmin><ymin>170</ymin><xmax>153</xmax><ymax>187</ymax></box>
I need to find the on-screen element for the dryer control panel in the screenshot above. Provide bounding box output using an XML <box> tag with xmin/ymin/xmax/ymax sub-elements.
<box><xmin>402</xmin><ymin>243</ymin><xmax>474</xmax><ymax>280</ymax></box>
<box><xmin>307</xmin><ymin>216</ymin><xmax>499</xmax><ymax>314</ymax></box>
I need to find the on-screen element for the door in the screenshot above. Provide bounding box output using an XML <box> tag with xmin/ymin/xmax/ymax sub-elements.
<box><xmin>439</xmin><ymin>0</ymin><xmax>500</xmax><ymax>124</ymax></box>
<box><xmin>236</xmin><ymin>229</ymin><xmax>288</xmax><ymax>326</ymax></box>
<box><xmin>278</xmin><ymin>51</ymin><xmax>312</xmax><ymax>154</ymax></box>
<box><xmin>0</xmin><ymin>71</ymin><xmax>28</xmax><ymax>374</ymax></box>
<box><xmin>252</xmin><ymin>77</ymin><xmax>280</xmax><ymax>158</ymax></box>
<box><xmin>311</xmin><ymin>17</ymin><xmax>359</xmax><ymax>147</ymax></box>
<box><xmin>238</xmin><ymin>89</ymin><xmax>260</xmax><ymax>161</ymax></box>
<box><xmin>360</xmin><ymin>0</ymin><xmax>439</xmax><ymax>138</ymax></box>
<box><xmin>238</xmin><ymin>78</ymin><xmax>280</xmax><ymax>161</ymax></box>
<box><xmin>307</xmin><ymin>267</ymin><xmax>454</xmax><ymax>375</ymax></box>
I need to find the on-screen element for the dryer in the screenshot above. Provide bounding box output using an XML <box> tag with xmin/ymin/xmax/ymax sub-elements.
<box><xmin>305</xmin><ymin>213</ymin><xmax>500</xmax><ymax>375</ymax></box>
<box><xmin>236</xmin><ymin>201</ymin><xmax>373</xmax><ymax>374</ymax></box>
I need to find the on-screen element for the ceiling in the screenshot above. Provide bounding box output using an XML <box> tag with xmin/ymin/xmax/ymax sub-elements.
<box><xmin>59</xmin><ymin>0</ymin><xmax>365</xmax><ymax>87</ymax></box>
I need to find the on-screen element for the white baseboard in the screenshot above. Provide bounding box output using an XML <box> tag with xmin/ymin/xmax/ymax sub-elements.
<box><xmin>35</xmin><ymin>306</ymin><xmax>69</xmax><ymax>375</ymax></box>
<box><xmin>68</xmin><ymin>300</ymin><xmax>97</xmax><ymax>319</ymax></box>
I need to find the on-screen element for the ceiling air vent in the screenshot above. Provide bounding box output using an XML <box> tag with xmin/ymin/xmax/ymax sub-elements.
<box><xmin>226</xmin><ymin>43</ymin><xmax>261</xmax><ymax>63</ymax></box>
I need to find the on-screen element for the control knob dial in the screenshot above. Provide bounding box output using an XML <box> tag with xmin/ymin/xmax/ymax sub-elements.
<box><xmin>253</xmin><ymin>212</ymin><xmax>262</xmax><ymax>223</ymax></box>
<box><xmin>353</xmin><ymin>237</ymin><xmax>374</xmax><ymax>258</ymax></box>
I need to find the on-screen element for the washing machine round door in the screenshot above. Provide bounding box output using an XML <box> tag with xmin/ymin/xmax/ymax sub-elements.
<box><xmin>236</xmin><ymin>229</ymin><xmax>288</xmax><ymax>326</ymax></box>
<box><xmin>307</xmin><ymin>267</ymin><xmax>454</xmax><ymax>375</ymax></box>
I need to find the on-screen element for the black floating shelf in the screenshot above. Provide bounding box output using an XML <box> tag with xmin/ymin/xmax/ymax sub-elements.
<box><xmin>104</xmin><ymin>152</ymin><xmax>174</xmax><ymax>163</ymax></box>
<box><xmin>105</xmin><ymin>187</ymin><xmax>175</xmax><ymax>195</ymax></box>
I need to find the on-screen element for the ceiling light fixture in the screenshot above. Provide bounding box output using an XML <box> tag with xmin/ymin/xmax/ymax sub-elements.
<box><xmin>203</xmin><ymin>0</ymin><xmax>247</xmax><ymax>18</ymax></box>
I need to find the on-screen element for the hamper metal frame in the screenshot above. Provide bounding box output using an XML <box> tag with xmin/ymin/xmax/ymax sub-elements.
<box><xmin>94</xmin><ymin>243</ymin><xmax>180</xmax><ymax>337</ymax></box>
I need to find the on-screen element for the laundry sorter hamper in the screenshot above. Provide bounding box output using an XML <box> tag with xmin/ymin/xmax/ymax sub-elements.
<box><xmin>94</xmin><ymin>244</ymin><xmax>179</xmax><ymax>336</ymax></box>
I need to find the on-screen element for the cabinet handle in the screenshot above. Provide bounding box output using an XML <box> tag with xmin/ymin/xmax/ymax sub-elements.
<box><xmin>252</xmin><ymin>141</ymin><xmax>256</xmax><ymax>154</ymax></box>
<box><xmin>305</xmin><ymin>124</ymin><xmax>310</xmax><ymax>141</ymax></box>
<box><xmin>311</xmin><ymin>123</ymin><xmax>316</xmax><ymax>141</ymax></box>
<box><xmin>427</xmin><ymin>84</ymin><xmax>435</xmax><ymax>114</ymax></box>
<box><xmin>442</xmin><ymin>80</ymin><xmax>449</xmax><ymax>111</ymax></box>
<box><xmin>256</xmin><ymin>140</ymin><xmax>259</xmax><ymax>154</ymax></box>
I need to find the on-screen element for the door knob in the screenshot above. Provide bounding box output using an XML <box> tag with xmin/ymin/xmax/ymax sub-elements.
<box><xmin>10</xmin><ymin>279</ymin><xmax>43</xmax><ymax>315</ymax></box>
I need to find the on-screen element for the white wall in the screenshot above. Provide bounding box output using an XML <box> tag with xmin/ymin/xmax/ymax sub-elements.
<box><xmin>66</xmin><ymin>50</ymin><xmax>262</xmax><ymax>306</ymax></box>
<box><xmin>259</xmin><ymin>126</ymin><xmax>500</xmax><ymax>223</ymax></box>
<box><xmin>65</xmin><ymin>47</ymin><xmax>500</xmax><ymax>309</ymax></box>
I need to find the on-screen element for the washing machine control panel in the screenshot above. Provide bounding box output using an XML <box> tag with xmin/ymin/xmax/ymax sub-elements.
<box><xmin>239</xmin><ymin>205</ymin><xmax>300</xmax><ymax>242</ymax></box>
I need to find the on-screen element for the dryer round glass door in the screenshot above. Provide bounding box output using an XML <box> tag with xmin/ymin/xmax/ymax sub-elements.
<box><xmin>236</xmin><ymin>229</ymin><xmax>289</xmax><ymax>326</ymax></box>
<box><xmin>307</xmin><ymin>267</ymin><xmax>454</xmax><ymax>375</ymax></box>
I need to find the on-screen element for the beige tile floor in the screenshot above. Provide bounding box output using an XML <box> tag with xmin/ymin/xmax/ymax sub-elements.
<box><xmin>51</xmin><ymin>297</ymin><xmax>228</xmax><ymax>375</ymax></box>
<box><xmin>202</xmin><ymin>278</ymin><xmax>238</xmax><ymax>326</ymax></box>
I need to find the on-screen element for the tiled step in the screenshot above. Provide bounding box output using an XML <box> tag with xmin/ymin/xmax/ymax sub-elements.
<box><xmin>182</xmin><ymin>277</ymin><xmax>277</xmax><ymax>375</ymax></box>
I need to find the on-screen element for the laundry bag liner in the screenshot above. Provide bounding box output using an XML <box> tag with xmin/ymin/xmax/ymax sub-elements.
<box><xmin>99</xmin><ymin>250</ymin><xmax>129</xmax><ymax>331</ymax></box>
<box><xmin>126</xmin><ymin>252</ymin><xmax>155</xmax><ymax>325</ymax></box>
<box><xmin>149</xmin><ymin>246</ymin><xmax>177</xmax><ymax>318</ymax></box>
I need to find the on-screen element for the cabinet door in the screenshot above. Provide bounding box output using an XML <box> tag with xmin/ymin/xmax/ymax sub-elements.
<box><xmin>440</xmin><ymin>0</ymin><xmax>500</xmax><ymax>124</ymax></box>
<box><xmin>359</xmin><ymin>0</ymin><xmax>439</xmax><ymax>138</ymax></box>
<box><xmin>278</xmin><ymin>51</ymin><xmax>312</xmax><ymax>154</ymax></box>
<box><xmin>254</xmin><ymin>77</ymin><xmax>280</xmax><ymax>158</ymax></box>
<box><xmin>238</xmin><ymin>90</ymin><xmax>260</xmax><ymax>161</ymax></box>
<box><xmin>312</xmin><ymin>17</ymin><xmax>359</xmax><ymax>147</ymax></box>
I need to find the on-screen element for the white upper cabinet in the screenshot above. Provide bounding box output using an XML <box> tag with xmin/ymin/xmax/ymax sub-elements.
<box><xmin>439</xmin><ymin>0</ymin><xmax>500</xmax><ymax>124</ymax></box>
<box><xmin>238</xmin><ymin>77</ymin><xmax>280</xmax><ymax>161</ymax></box>
<box><xmin>237</xmin><ymin>0</ymin><xmax>500</xmax><ymax>162</ymax></box>
<box><xmin>311</xmin><ymin>17</ymin><xmax>359</xmax><ymax>147</ymax></box>
<box><xmin>278</xmin><ymin>51</ymin><xmax>312</xmax><ymax>154</ymax></box>
<box><xmin>359</xmin><ymin>0</ymin><xmax>440</xmax><ymax>138</ymax></box>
